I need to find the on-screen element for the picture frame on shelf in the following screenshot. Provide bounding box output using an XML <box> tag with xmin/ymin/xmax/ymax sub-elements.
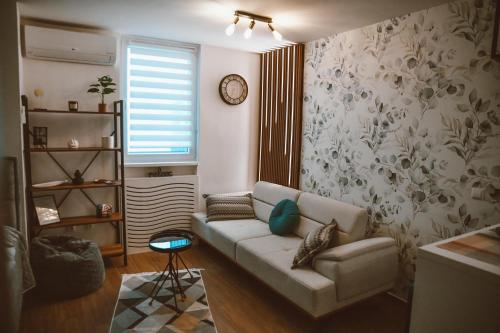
<box><xmin>33</xmin><ymin>195</ymin><xmax>60</xmax><ymax>226</ymax></box>
<box><xmin>33</xmin><ymin>126</ymin><xmax>47</xmax><ymax>146</ymax></box>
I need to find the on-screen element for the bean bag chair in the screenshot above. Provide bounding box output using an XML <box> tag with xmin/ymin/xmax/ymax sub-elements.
<box><xmin>30</xmin><ymin>236</ymin><xmax>105</xmax><ymax>299</ymax></box>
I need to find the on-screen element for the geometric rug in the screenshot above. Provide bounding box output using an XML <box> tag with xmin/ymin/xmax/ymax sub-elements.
<box><xmin>109</xmin><ymin>269</ymin><xmax>217</xmax><ymax>333</ymax></box>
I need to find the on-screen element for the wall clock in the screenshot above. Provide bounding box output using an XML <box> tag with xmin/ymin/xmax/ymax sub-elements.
<box><xmin>219</xmin><ymin>74</ymin><xmax>248</xmax><ymax>105</ymax></box>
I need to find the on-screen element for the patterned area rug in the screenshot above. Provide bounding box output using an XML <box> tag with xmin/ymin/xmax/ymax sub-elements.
<box><xmin>109</xmin><ymin>269</ymin><xmax>217</xmax><ymax>333</ymax></box>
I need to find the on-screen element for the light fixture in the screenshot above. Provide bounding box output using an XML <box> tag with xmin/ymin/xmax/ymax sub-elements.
<box><xmin>244</xmin><ymin>20</ymin><xmax>255</xmax><ymax>39</ymax></box>
<box><xmin>268</xmin><ymin>23</ymin><xmax>282</xmax><ymax>41</ymax></box>
<box><xmin>225</xmin><ymin>10</ymin><xmax>283</xmax><ymax>41</ymax></box>
<box><xmin>225</xmin><ymin>16</ymin><xmax>239</xmax><ymax>36</ymax></box>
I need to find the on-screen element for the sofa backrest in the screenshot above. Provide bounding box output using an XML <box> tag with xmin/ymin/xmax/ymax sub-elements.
<box><xmin>252</xmin><ymin>181</ymin><xmax>300</xmax><ymax>223</ymax></box>
<box><xmin>295</xmin><ymin>192</ymin><xmax>368</xmax><ymax>245</ymax></box>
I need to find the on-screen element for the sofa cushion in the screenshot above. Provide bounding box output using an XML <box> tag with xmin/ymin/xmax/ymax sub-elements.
<box><xmin>297</xmin><ymin>192</ymin><xmax>368</xmax><ymax>245</ymax></box>
<box><xmin>207</xmin><ymin>219</ymin><xmax>271</xmax><ymax>260</ymax></box>
<box><xmin>253</xmin><ymin>181</ymin><xmax>301</xmax><ymax>206</ymax></box>
<box><xmin>292</xmin><ymin>222</ymin><xmax>337</xmax><ymax>268</ymax></box>
<box><xmin>235</xmin><ymin>246</ymin><xmax>337</xmax><ymax>317</ymax></box>
<box><xmin>269</xmin><ymin>199</ymin><xmax>300</xmax><ymax>235</ymax></box>
<box><xmin>253</xmin><ymin>199</ymin><xmax>274</xmax><ymax>223</ymax></box>
<box><xmin>236</xmin><ymin>234</ymin><xmax>303</xmax><ymax>257</ymax></box>
<box><xmin>206</xmin><ymin>193</ymin><xmax>255</xmax><ymax>221</ymax></box>
<box><xmin>253</xmin><ymin>181</ymin><xmax>300</xmax><ymax>223</ymax></box>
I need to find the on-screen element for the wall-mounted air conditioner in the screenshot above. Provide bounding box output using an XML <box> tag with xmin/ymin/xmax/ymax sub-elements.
<box><xmin>23</xmin><ymin>25</ymin><xmax>117</xmax><ymax>66</ymax></box>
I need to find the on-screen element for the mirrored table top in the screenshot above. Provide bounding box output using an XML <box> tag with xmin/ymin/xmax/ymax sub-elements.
<box><xmin>149</xmin><ymin>234</ymin><xmax>192</xmax><ymax>252</ymax></box>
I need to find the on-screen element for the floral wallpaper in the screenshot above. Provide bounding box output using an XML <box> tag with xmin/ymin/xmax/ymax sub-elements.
<box><xmin>301</xmin><ymin>0</ymin><xmax>500</xmax><ymax>290</ymax></box>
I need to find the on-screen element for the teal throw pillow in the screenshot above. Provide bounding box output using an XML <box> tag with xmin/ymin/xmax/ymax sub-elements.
<box><xmin>269</xmin><ymin>199</ymin><xmax>300</xmax><ymax>235</ymax></box>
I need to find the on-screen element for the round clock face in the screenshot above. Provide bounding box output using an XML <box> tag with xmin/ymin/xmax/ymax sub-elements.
<box><xmin>219</xmin><ymin>74</ymin><xmax>248</xmax><ymax>105</ymax></box>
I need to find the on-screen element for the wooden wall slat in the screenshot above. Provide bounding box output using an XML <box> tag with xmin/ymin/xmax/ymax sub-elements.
<box><xmin>257</xmin><ymin>44</ymin><xmax>304</xmax><ymax>189</ymax></box>
<box><xmin>258</xmin><ymin>53</ymin><xmax>264</xmax><ymax>180</ymax></box>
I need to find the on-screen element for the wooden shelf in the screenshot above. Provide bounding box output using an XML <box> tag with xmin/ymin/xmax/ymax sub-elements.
<box><xmin>100</xmin><ymin>243</ymin><xmax>125</xmax><ymax>257</ymax></box>
<box><xmin>38</xmin><ymin>212</ymin><xmax>123</xmax><ymax>229</ymax></box>
<box><xmin>32</xmin><ymin>181</ymin><xmax>121</xmax><ymax>192</ymax></box>
<box><xmin>24</xmin><ymin>97</ymin><xmax>127</xmax><ymax>265</ymax></box>
<box><xmin>28</xmin><ymin>109</ymin><xmax>120</xmax><ymax>116</ymax></box>
<box><xmin>30</xmin><ymin>147</ymin><xmax>121</xmax><ymax>152</ymax></box>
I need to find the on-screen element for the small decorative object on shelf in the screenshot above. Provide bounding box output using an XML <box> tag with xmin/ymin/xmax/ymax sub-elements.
<box><xmin>93</xmin><ymin>178</ymin><xmax>114</xmax><ymax>184</ymax></box>
<box><xmin>148</xmin><ymin>167</ymin><xmax>173</xmax><ymax>177</ymax></box>
<box><xmin>101</xmin><ymin>136</ymin><xmax>114</xmax><ymax>148</ymax></box>
<box><xmin>33</xmin><ymin>127</ymin><xmax>48</xmax><ymax>146</ymax></box>
<box><xmin>72</xmin><ymin>169</ymin><xmax>84</xmax><ymax>185</ymax></box>
<box><xmin>33</xmin><ymin>195</ymin><xmax>60</xmax><ymax>226</ymax></box>
<box><xmin>67</xmin><ymin>138</ymin><xmax>79</xmax><ymax>149</ymax></box>
<box><xmin>68</xmin><ymin>101</ymin><xmax>79</xmax><ymax>112</ymax></box>
<box><xmin>33</xmin><ymin>180</ymin><xmax>69</xmax><ymax>188</ymax></box>
<box><xmin>87</xmin><ymin>75</ymin><xmax>116</xmax><ymax>113</ymax></box>
<box><xmin>96</xmin><ymin>203</ymin><xmax>113</xmax><ymax>217</ymax></box>
<box><xmin>33</xmin><ymin>88</ymin><xmax>47</xmax><ymax>111</ymax></box>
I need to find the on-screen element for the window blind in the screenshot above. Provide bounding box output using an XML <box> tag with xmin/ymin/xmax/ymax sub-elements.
<box><xmin>125</xmin><ymin>41</ymin><xmax>198</xmax><ymax>164</ymax></box>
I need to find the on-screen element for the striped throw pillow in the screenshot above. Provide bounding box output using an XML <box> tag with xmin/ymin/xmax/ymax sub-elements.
<box><xmin>206</xmin><ymin>193</ymin><xmax>255</xmax><ymax>222</ymax></box>
<box><xmin>291</xmin><ymin>221</ymin><xmax>337</xmax><ymax>269</ymax></box>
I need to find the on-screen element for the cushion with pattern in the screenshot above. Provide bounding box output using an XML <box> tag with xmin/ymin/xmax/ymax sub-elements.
<box><xmin>291</xmin><ymin>221</ymin><xmax>337</xmax><ymax>269</ymax></box>
<box><xmin>206</xmin><ymin>193</ymin><xmax>255</xmax><ymax>222</ymax></box>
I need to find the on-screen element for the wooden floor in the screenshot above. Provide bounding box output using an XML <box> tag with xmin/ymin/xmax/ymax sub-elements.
<box><xmin>21</xmin><ymin>242</ymin><xmax>408</xmax><ymax>333</ymax></box>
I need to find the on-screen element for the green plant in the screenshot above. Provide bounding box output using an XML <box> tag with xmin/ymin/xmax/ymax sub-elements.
<box><xmin>87</xmin><ymin>75</ymin><xmax>116</xmax><ymax>104</ymax></box>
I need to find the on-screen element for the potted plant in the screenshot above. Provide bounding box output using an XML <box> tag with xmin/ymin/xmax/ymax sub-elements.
<box><xmin>87</xmin><ymin>75</ymin><xmax>116</xmax><ymax>112</ymax></box>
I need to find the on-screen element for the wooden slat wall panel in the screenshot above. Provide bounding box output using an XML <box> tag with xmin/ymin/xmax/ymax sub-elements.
<box><xmin>257</xmin><ymin>44</ymin><xmax>304</xmax><ymax>189</ymax></box>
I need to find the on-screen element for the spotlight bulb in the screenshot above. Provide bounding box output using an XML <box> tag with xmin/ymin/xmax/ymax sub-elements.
<box><xmin>244</xmin><ymin>20</ymin><xmax>255</xmax><ymax>39</ymax></box>
<box><xmin>225</xmin><ymin>16</ymin><xmax>239</xmax><ymax>36</ymax></box>
<box><xmin>272</xmin><ymin>30</ymin><xmax>282</xmax><ymax>41</ymax></box>
<box><xmin>225</xmin><ymin>24</ymin><xmax>236</xmax><ymax>36</ymax></box>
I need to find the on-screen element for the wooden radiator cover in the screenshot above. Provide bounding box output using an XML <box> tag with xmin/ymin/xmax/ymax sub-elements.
<box><xmin>125</xmin><ymin>175</ymin><xmax>198</xmax><ymax>254</ymax></box>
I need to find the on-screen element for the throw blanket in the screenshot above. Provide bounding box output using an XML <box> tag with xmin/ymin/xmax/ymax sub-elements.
<box><xmin>0</xmin><ymin>225</ymin><xmax>36</xmax><ymax>333</ymax></box>
<box><xmin>2</xmin><ymin>225</ymin><xmax>36</xmax><ymax>293</ymax></box>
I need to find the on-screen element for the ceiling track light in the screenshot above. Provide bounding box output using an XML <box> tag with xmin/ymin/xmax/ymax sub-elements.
<box><xmin>225</xmin><ymin>10</ymin><xmax>283</xmax><ymax>41</ymax></box>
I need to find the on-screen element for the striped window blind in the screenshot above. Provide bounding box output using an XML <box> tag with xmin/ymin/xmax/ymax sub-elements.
<box><xmin>124</xmin><ymin>40</ymin><xmax>198</xmax><ymax>165</ymax></box>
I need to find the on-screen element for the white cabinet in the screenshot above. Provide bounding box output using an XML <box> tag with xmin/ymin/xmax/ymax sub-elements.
<box><xmin>410</xmin><ymin>225</ymin><xmax>500</xmax><ymax>333</ymax></box>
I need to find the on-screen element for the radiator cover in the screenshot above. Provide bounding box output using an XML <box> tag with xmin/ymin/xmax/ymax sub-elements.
<box><xmin>125</xmin><ymin>175</ymin><xmax>198</xmax><ymax>254</ymax></box>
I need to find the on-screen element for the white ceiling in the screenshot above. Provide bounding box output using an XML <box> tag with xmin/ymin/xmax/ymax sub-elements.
<box><xmin>19</xmin><ymin>0</ymin><xmax>450</xmax><ymax>53</ymax></box>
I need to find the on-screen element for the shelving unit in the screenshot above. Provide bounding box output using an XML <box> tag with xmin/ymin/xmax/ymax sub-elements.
<box><xmin>22</xmin><ymin>96</ymin><xmax>127</xmax><ymax>265</ymax></box>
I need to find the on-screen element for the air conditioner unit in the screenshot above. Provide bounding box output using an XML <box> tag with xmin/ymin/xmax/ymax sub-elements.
<box><xmin>24</xmin><ymin>25</ymin><xmax>116</xmax><ymax>66</ymax></box>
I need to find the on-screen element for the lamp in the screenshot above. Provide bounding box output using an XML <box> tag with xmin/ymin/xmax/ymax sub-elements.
<box><xmin>225</xmin><ymin>16</ymin><xmax>240</xmax><ymax>36</ymax></box>
<box><xmin>268</xmin><ymin>23</ymin><xmax>282</xmax><ymax>41</ymax></box>
<box><xmin>244</xmin><ymin>20</ymin><xmax>255</xmax><ymax>39</ymax></box>
<box><xmin>225</xmin><ymin>10</ymin><xmax>284</xmax><ymax>41</ymax></box>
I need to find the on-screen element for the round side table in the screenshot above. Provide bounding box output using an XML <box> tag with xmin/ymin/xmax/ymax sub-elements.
<box><xmin>148</xmin><ymin>229</ymin><xmax>194</xmax><ymax>310</ymax></box>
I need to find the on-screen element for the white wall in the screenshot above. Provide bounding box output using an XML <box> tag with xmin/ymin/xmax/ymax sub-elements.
<box><xmin>0</xmin><ymin>2</ymin><xmax>25</xmax><ymax>331</ymax></box>
<box><xmin>197</xmin><ymin>45</ymin><xmax>260</xmax><ymax>203</ymax></box>
<box><xmin>21</xmin><ymin>28</ymin><xmax>260</xmax><ymax>239</ymax></box>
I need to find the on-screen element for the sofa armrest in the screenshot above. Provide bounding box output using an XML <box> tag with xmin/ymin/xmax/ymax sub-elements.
<box><xmin>315</xmin><ymin>237</ymin><xmax>395</xmax><ymax>261</ymax></box>
<box><xmin>312</xmin><ymin>237</ymin><xmax>398</xmax><ymax>301</ymax></box>
<box><xmin>192</xmin><ymin>212</ymin><xmax>208</xmax><ymax>223</ymax></box>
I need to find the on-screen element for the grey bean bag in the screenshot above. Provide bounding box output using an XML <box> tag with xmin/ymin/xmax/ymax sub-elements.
<box><xmin>31</xmin><ymin>236</ymin><xmax>105</xmax><ymax>299</ymax></box>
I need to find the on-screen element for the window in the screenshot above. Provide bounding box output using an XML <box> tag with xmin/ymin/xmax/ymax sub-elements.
<box><xmin>123</xmin><ymin>37</ymin><xmax>199</xmax><ymax>165</ymax></box>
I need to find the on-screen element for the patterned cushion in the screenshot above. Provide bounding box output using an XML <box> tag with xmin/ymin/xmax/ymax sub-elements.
<box><xmin>206</xmin><ymin>193</ymin><xmax>255</xmax><ymax>222</ymax></box>
<box><xmin>291</xmin><ymin>221</ymin><xmax>337</xmax><ymax>269</ymax></box>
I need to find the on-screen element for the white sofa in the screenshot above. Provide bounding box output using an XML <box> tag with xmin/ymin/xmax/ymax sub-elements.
<box><xmin>191</xmin><ymin>181</ymin><xmax>398</xmax><ymax>318</ymax></box>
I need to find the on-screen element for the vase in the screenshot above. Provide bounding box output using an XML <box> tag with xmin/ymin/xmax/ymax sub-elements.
<box><xmin>98</xmin><ymin>103</ymin><xmax>107</xmax><ymax>113</ymax></box>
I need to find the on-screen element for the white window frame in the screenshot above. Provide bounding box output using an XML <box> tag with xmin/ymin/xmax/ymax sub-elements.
<box><xmin>121</xmin><ymin>35</ymin><xmax>200</xmax><ymax>167</ymax></box>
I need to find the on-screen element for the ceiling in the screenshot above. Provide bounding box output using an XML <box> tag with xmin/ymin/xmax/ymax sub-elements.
<box><xmin>19</xmin><ymin>0</ymin><xmax>450</xmax><ymax>53</ymax></box>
